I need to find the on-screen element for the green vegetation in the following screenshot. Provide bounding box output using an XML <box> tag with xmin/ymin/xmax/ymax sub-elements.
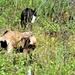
<box><xmin>0</xmin><ymin>0</ymin><xmax>75</xmax><ymax>75</ymax></box>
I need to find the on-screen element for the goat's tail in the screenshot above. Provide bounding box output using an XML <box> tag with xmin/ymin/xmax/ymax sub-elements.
<box><xmin>0</xmin><ymin>37</ymin><xmax>2</xmax><ymax>41</ymax></box>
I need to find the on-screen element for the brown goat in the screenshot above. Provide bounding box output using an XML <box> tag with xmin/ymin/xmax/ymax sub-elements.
<box><xmin>0</xmin><ymin>30</ymin><xmax>36</xmax><ymax>56</ymax></box>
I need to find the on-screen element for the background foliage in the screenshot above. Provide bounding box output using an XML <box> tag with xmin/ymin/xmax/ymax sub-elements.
<box><xmin>0</xmin><ymin>0</ymin><xmax>75</xmax><ymax>75</ymax></box>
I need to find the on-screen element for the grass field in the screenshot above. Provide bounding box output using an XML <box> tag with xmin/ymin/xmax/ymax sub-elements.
<box><xmin>0</xmin><ymin>0</ymin><xmax>75</xmax><ymax>75</ymax></box>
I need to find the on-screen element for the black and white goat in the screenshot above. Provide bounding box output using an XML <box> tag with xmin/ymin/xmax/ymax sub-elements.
<box><xmin>21</xmin><ymin>8</ymin><xmax>37</xmax><ymax>30</ymax></box>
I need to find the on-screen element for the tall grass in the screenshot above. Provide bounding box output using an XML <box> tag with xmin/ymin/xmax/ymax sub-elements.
<box><xmin>0</xmin><ymin>0</ymin><xmax>75</xmax><ymax>75</ymax></box>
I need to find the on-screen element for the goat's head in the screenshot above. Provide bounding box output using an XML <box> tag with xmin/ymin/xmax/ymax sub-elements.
<box><xmin>21</xmin><ymin>37</ymin><xmax>36</xmax><ymax>50</ymax></box>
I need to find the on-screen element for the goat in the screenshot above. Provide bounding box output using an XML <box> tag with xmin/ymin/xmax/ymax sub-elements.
<box><xmin>21</xmin><ymin>8</ymin><xmax>37</xmax><ymax>30</ymax></box>
<box><xmin>0</xmin><ymin>30</ymin><xmax>36</xmax><ymax>56</ymax></box>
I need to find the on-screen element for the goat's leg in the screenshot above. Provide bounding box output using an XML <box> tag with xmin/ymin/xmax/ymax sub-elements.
<box><xmin>7</xmin><ymin>42</ymin><xmax>14</xmax><ymax>57</ymax></box>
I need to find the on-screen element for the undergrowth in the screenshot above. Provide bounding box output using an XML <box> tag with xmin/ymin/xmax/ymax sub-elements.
<box><xmin>0</xmin><ymin>0</ymin><xmax>75</xmax><ymax>75</ymax></box>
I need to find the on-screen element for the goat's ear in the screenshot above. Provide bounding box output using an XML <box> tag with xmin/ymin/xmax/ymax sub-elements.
<box><xmin>33</xmin><ymin>8</ymin><xmax>37</xmax><ymax>16</ymax></box>
<box><xmin>34</xmin><ymin>8</ymin><xmax>36</xmax><ymax>11</ymax></box>
<box><xmin>26</xmin><ymin>8</ymin><xmax>29</xmax><ymax>11</ymax></box>
<box><xmin>25</xmin><ymin>38</ymin><xmax>30</xmax><ymax>44</ymax></box>
<box><xmin>22</xmin><ymin>38</ymin><xmax>30</xmax><ymax>48</ymax></box>
<box><xmin>34</xmin><ymin>8</ymin><xmax>36</xmax><ymax>13</ymax></box>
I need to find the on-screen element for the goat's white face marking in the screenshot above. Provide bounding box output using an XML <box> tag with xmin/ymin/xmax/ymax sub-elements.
<box><xmin>30</xmin><ymin>40</ymin><xmax>33</xmax><ymax>44</ymax></box>
<box><xmin>31</xmin><ymin>15</ymin><xmax>36</xmax><ymax>23</ymax></box>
